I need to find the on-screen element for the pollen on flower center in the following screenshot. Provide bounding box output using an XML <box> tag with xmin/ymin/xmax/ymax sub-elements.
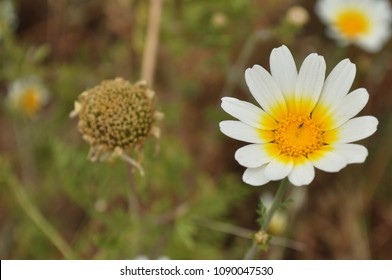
<box><xmin>335</xmin><ymin>9</ymin><xmax>370</xmax><ymax>38</ymax></box>
<box><xmin>274</xmin><ymin>113</ymin><xmax>323</xmax><ymax>157</ymax></box>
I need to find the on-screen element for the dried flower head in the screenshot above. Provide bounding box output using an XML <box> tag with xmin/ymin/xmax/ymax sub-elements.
<box><xmin>70</xmin><ymin>78</ymin><xmax>162</xmax><ymax>174</ymax></box>
<box><xmin>6</xmin><ymin>76</ymin><xmax>49</xmax><ymax>118</ymax></box>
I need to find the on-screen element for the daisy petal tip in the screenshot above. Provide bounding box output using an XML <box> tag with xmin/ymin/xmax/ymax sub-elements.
<box><xmin>288</xmin><ymin>179</ymin><xmax>309</xmax><ymax>187</ymax></box>
<box><xmin>273</xmin><ymin>44</ymin><xmax>289</xmax><ymax>53</ymax></box>
<box><xmin>368</xmin><ymin>116</ymin><xmax>379</xmax><ymax>134</ymax></box>
<box><xmin>218</xmin><ymin>121</ymin><xmax>230</xmax><ymax>133</ymax></box>
<box><xmin>243</xmin><ymin>167</ymin><xmax>271</xmax><ymax>186</ymax></box>
<box><xmin>221</xmin><ymin>96</ymin><xmax>232</xmax><ymax>103</ymax></box>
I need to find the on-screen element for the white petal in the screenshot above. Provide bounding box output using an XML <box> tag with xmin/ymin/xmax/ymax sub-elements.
<box><xmin>295</xmin><ymin>53</ymin><xmax>326</xmax><ymax>114</ymax></box>
<box><xmin>356</xmin><ymin>27</ymin><xmax>390</xmax><ymax>53</ymax></box>
<box><xmin>243</xmin><ymin>165</ymin><xmax>271</xmax><ymax>186</ymax></box>
<box><xmin>321</xmin><ymin>88</ymin><xmax>369</xmax><ymax>130</ymax></box>
<box><xmin>288</xmin><ymin>157</ymin><xmax>315</xmax><ymax>186</ymax></box>
<box><xmin>308</xmin><ymin>147</ymin><xmax>347</xmax><ymax>173</ymax></box>
<box><xmin>315</xmin><ymin>0</ymin><xmax>340</xmax><ymax>22</ymax></box>
<box><xmin>270</xmin><ymin>45</ymin><xmax>298</xmax><ymax>101</ymax></box>
<box><xmin>356</xmin><ymin>38</ymin><xmax>383</xmax><ymax>53</ymax></box>
<box><xmin>332</xmin><ymin>143</ymin><xmax>368</xmax><ymax>164</ymax></box>
<box><xmin>317</xmin><ymin>59</ymin><xmax>356</xmax><ymax>107</ymax></box>
<box><xmin>264</xmin><ymin>155</ymin><xmax>293</xmax><ymax>181</ymax></box>
<box><xmin>235</xmin><ymin>143</ymin><xmax>280</xmax><ymax>168</ymax></box>
<box><xmin>372</xmin><ymin>0</ymin><xmax>392</xmax><ymax>20</ymax></box>
<box><xmin>355</xmin><ymin>1</ymin><xmax>392</xmax><ymax>52</ymax></box>
<box><xmin>326</xmin><ymin>116</ymin><xmax>378</xmax><ymax>143</ymax></box>
<box><xmin>221</xmin><ymin>97</ymin><xmax>277</xmax><ymax>130</ymax></box>
<box><xmin>219</xmin><ymin>120</ymin><xmax>272</xmax><ymax>143</ymax></box>
<box><xmin>245</xmin><ymin>65</ymin><xmax>287</xmax><ymax>120</ymax></box>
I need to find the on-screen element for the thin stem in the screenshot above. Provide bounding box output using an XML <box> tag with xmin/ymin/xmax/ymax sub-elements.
<box><xmin>244</xmin><ymin>242</ymin><xmax>259</xmax><ymax>260</ymax></box>
<box><xmin>262</xmin><ymin>178</ymin><xmax>289</xmax><ymax>231</ymax></box>
<box><xmin>123</xmin><ymin>162</ymin><xmax>144</xmax><ymax>255</ymax></box>
<box><xmin>120</xmin><ymin>153</ymin><xmax>145</xmax><ymax>176</ymax></box>
<box><xmin>195</xmin><ymin>218</ymin><xmax>305</xmax><ymax>251</ymax></box>
<box><xmin>244</xmin><ymin>178</ymin><xmax>289</xmax><ymax>260</ymax></box>
<box><xmin>125</xmin><ymin>161</ymin><xmax>141</xmax><ymax>217</ymax></box>
<box><xmin>195</xmin><ymin>218</ymin><xmax>253</xmax><ymax>239</ymax></box>
<box><xmin>221</xmin><ymin>30</ymin><xmax>271</xmax><ymax>98</ymax></box>
<box><xmin>2</xmin><ymin>169</ymin><xmax>75</xmax><ymax>259</ymax></box>
<box><xmin>141</xmin><ymin>0</ymin><xmax>164</xmax><ymax>85</ymax></box>
<box><xmin>11</xmin><ymin>122</ymin><xmax>37</xmax><ymax>187</ymax></box>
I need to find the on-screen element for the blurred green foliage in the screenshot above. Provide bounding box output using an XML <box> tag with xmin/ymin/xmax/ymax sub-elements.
<box><xmin>1</xmin><ymin>0</ymin><xmax>392</xmax><ymax>260</ymax></box>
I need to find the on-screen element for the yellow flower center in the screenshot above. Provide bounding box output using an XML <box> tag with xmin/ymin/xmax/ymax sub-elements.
<box><xmin>335</xmin><ymin>9</ymin><xmax>370</xmax><ymax>38</ymax></box>
<box><xmin>274</xmin><ymin>113</ymin><xmax>323</xmax><ymax>157</ymax></box>
<box><xmin>21</xmin><ymin>88</ymin><xmax>40</xmax><ymax>115</ymax></box>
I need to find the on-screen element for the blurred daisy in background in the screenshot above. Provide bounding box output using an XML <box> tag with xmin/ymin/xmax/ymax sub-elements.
<box><xmin>6</xmin><ymin>76</ymin><xmax>49</xmax><ymax>118</ymax></box>
<box><xmin>0</xmin><ymin>0</ymin><xmax>17</xmax><ymax>40</ymax></box>
<box><xmin>316</xmin><ymin>0</ymin><xmax>392</xmax><ymax>52</ymax></box>
<box><xmin>220</xmin><ymin>45</ymin><xmax>378</xmax><ymax>187</ymax></box>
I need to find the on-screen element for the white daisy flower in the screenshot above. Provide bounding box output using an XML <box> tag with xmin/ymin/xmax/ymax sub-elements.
<box><xmin>315</xmin><ymin>0</ymin><xmax>392</xmax><ymax>52</ymax></box>
<box><xmin>6</xmin><ymin>76</ymin><xmax>49</xmax><ymax>118</ymax></box>
<box><xmin>219</xmin><ymin>45</ymin><xmax>378</xmax><ymax>187</ymax></box>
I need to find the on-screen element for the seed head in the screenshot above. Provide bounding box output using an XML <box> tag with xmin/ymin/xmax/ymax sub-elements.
<box><xmin>70</xmin><ymin>78</ymin><xmax>161</xmax><ymax>172</ymax></box>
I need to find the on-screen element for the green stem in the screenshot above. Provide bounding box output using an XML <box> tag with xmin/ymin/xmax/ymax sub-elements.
<box><xmin>125</xmin><ymin>161</ymin><xmax>141</xmax><ymax>217</ymax></box>
<box><xmin>244</xmin><ymin>178</ymin><xmax>289</xmax><ymax>260</ymax></box>
<box><xmin>221</xmin><ymin>30</ymin><xmax>271</xmax><ymax>98</ymax></box>
<box><xmin>3</xmin><ymin>169</ymin><xmax>75</xmax><ymax>259</ymax></box>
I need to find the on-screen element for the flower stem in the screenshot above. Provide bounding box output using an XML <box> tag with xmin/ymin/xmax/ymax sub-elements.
<box><xmin>125</xmin><ymin>161</ymin><xmax>142</xmax><ymax>217</ymax></box>
<box><xmin>141</xmin><ymin>0</ymin><xmax>164</xmax><ymax>85</ymax></box>
<box><xmin>121</xmin><ymin>153</ymin><xmax>145</xmax><ymax>176</ymax></box>
<box><xmin>1</xmin><ymin>165</ymin><xmax>75</xmax><ymax>259</ymax></box>
<box><xmin>244</xmin><ymin>178</ymin><xmax>289</xmax><ymax>260</ymax></box>
<box><xmin>221</xmin><ymin>30</ymin><xmax>271</xmax><ymax>98</ymax></box>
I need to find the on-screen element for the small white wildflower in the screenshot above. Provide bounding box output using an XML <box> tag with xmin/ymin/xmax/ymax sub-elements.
<box><xmin>316</xmin><ymin>0</ymin><xmax>392</xmax><ymax>52</ymax></box>
<box><xmin>285</xmin><ymin>6</ymin><xmax>309</xmax><ymax>27</ymax></box>
<box><xmin>6</xmin><ymin>76</ymin><xmax>49</xmax><ymax>118</ymax></box>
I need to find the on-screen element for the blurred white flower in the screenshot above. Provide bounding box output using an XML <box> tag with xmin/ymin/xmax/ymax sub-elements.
<box><xmin>220</xmin><ymin>45</ymin><xmax>378</xmax><ymax>186</ymax></box>
<box><xmin>285</xmin><ymin>6</ymin><xmax>309</xmax><ymax>27</ymax></box>
<box><xmin>6</xmin><ymin>76</ymin><xmax>49</xmax><ymax>118</ymax></box>
<box><xmin>211</xmin><ymin>11</ymin><xmax>228</xmax><ymax>28</ymax></box>
<box><xmin>316</xmin><ymin>0</ymin><xmax>392</xmax><ymax>52</ymax></box>
<box><xmin>94</xmin><ymin>199</ymin><xmax>108</xmax><ymax>213</ymax></box>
